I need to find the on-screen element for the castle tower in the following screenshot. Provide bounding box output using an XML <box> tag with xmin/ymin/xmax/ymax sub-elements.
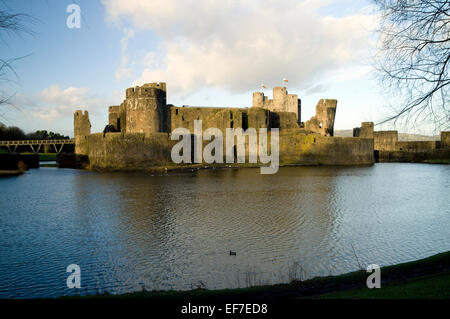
<box><xmin>304</xmin><ymin>99</ymin><xmax>337</xmax><ymax>136</ymax></box>
<box><xmin>124</xmin><ymin>82</ymin><xmax>167</xmax><ymax>136</ymax></box>
<box><xmin>252</xmin><ymin>87</ymin><xmax>301</xmax><ymax>123</ymax></box>
<box><xmin>108</xmin><ymin>105</ymin><xmax>121</xmax><ymax>131</ymax></box>
<box><xmin>252</xmin><ymin>92</ymin><xmax>265</xmax><ymax>108</ymax></box>
<box><xmin>353</xmin><ymin>122</ymin><xmax>374</xmax><ymax>138</ymax></box>
<box><xmin>74</xmin><ymin>110</ymin><xmax>91</xmax><ymax>155</ymax></box>
<box><xmin>273</xmin><ymin>87</ymin><xmax>287</xmax><ymax>106</ymax></box>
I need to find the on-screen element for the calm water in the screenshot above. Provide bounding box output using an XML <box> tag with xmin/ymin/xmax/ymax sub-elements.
<box><xmin>0</xmin><ymin>164</ymin><xmax>449</xmax><ymax>298</ymax></box>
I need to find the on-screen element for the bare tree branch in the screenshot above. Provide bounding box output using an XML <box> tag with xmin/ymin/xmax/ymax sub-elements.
<box><xmin>0</xmin><ymin>4</ymin><xmax>34</xmax><ymax>116</ymax></box>
<box><xmin>374</xmin><ymin>0</ymin><xmax>450</xmax><ymax>131</ymax></box>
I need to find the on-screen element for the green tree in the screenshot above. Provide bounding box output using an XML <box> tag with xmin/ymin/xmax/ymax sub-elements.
<box><xmin>0</xmin><ymin>125</ymin><xmax>25</xmax><ymax>140</ymax></box>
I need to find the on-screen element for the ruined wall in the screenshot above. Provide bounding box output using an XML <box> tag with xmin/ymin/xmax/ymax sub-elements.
<box><xmin>76</xmin><ymin>82</ymin><xmax>376</xmax><ymax>170</ymax></box>
<box><xmin>87</xmin><ymin>130</ymin><xmax>374</xmax><ymax>170</ymax></box>
<box><xmin>304</xmin><ymin>99</ymin><xmax>337</xmax><ymax>136</ymax></box>
<box><xmin>108</xmin><ymin>105</ymin><xmax>120</xmax><ymax>131</ymax></box>
<box><xmin>119</xmin><ymin>102</ymin><xmax>127</xmax><ymax>133</ymax></box>
<box><xmin>377</xmin><ymin>149</ymin><xmax>450</xmax><ymax>163</ymax></box>
<box><xmin>124</xmin><ymin>82</ymin><xmax>167</xmax><ymax>136</ymax></box>
<box><xmin>74</xmin><ymin>110</ymin><xmax>91</xmax><ymax>155</ymax></box>
<box><xmin>374</xmin><ymin>130</ymin><xmax>445</xmax><ymax>153</ymax></box>
<box><xmin>373</xmin><ymin>130</ymin><xmax>450</xmax><ymax>162</ymax></box>
<box><xmin>396</xmin><ymin>141</ymin><xmax>437</xmax><ymax>152</ymax></box>
<box><xmin>374</xmin><ymin>131</ymin><xmax>398</xmax><ymax>151</ymax></box>
<box><xmin>170</xmin><ymin>106</ymin><xmax>226</xmax><ymax>132</ymax></box>
<box><xmin>441</xmin><ymin>131</ymin><xmax>450</xmax><ymax>149</ymax></box>
<box><xmin>88</xmin><ymin>132</ymin><xmax>175</xmax><ymax>170</ymax></box>
<box><xmin>353</xmin><ymin>122</ymin><xmax>374</xmax><ymax>138</ymax></box>
<box><xmin>280</xmin><ymin>129</ymin><xmax>374</xmax><ymax>165</ymax></box>
<box><xmin>248</xmin><ymin>107</ymin><xmax>270</xmax><ymax>129</ymax></box>
<box><xmin>169</xmin><ymin>106</ymin><xmax>270</xmax><ymax>132</ymax></box>
<box><xmin>252</xmin><ymin>87</ymin><xmax>300</xmax><ymax>123</ymax></box>
<box><xmin>270</xmin><ymin>112</ymin><xmax>299</xmax><ymax>129</ymax></box>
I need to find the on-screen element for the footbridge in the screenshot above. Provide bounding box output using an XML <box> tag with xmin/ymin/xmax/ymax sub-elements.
<box><xmin>0</xmin><ymin>139</ymin><xmax>74</xmax><ymax>153</ymax></box>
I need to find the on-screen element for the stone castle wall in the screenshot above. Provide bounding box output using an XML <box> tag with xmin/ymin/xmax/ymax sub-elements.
<box><xmin>74</xmin><ymin>82</ymin><xmax>377</xmax><ymax>170</ymax></box>
<box><xmin>124</xmin><ymin>83</ymin><xmax>167</xmax><ymax>135</ymax></box>
<box><xmin>353</xmin><ymin>122</ymin><xmax>374</xmax><ymax>139</ymax></box>
<box><xmin>252</xmin><ymin>87</ymin><xmax>300</xmax><ymax>123</ymax></box>
<box><xmin>441</xmin><ymin>132</ymin><xmax>450</xmax><ymax>149</ymax></box>
<box><xmin>86</xmin><ymin>130</ymin><xmax>374</xmax><ymax>170</ymax></box>
<box><xmin>373</xmin><ymin>131</ymin><xmax>398</xmax><ymax>151</ymax></box>
<box><xmin>304</xmin><ymin>99</ymin><xmax>338</xmax><ymax>136</ymax></box>
<box><xmin>108</xmin><ymin>105</ymin><xmax>120</xmax><ymax>130</ymax></box>
<box><xmin>351</xmin><ymin>122</ymin><xmax>449</xmax><ymax>163</ymax></box>
<box><xmin>104</xmin><ymin>83</ymin><xmax>339</xmax><ymax>137</ymax></box>
<box><xmin>74</xmin><ymin>110</ymin><xmax>91</xmax><ymax>155</ymax></box>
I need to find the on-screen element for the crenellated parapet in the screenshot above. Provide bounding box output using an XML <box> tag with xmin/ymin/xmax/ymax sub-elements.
<box><xmin>353</xmin><ymin>122</ymin><xmax>374</xmax><ymax>139</ymax></box>
<box><xmin>74</xmin><ymin>110</ymin><xmax>91</xmax><ymax>155</ymax></box>
<box><xmin>252</xmin><ymin>87</ymin><xmax>301</xmax><ymax>123</ymax></box>
<box><xmin>123</xmin><ymin>82</ymin><xmax>167</xmax><ymax>135</ymax></box>
<box><xmin>125</xmin><ymin>82</ymin><xmax>166</xmax><ymax>99</ymax></box>
<box><xmin>108</xmin><ymin>106</ymin><xmax>121</xmax><ymax>131</ymax></box>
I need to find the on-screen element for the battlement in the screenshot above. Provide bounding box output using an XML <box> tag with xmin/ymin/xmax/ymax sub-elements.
<box><xmin>252</xmin><ymin>87</ymin><xmax>300</xmax><ymax>123</ymax></box>
<box><xmin>353</xmin><ymin>122</ymin><xmax>374</xmax><ymax>138</ymax></box>
<box><xmin>125</xmin><ymin>82</ymin><xmax>167</xmax><ymax>99</ymax></box>
<box><xmin>74</xmin><ymin>110</ymin><xmax>89</xmax><ymax>118</ymax></box>
<box><xmin>74</xmin><ymin>110</ymin><xmax>91</xmax><ymax>155</ymax></box>
<box><xmin>108</xmin><ymin>106</ymin><xmax>121</xmax><ymax>131</ymax></box>
<box><xmin>74</xmin><ymin>110</ymin><xmax>91</xmax><ymax>134</ymax></box>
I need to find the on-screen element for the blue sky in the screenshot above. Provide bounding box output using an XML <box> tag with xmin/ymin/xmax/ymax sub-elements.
<box><xmin>0</xmin><ymin>0</ymin><xmax>433</xmax><ymax>137</ymax></box>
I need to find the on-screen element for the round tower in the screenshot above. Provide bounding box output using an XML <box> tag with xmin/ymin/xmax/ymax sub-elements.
<box><xmin>124</xmin><ymin>83</ymin><xmax>167</xmax><ymax>136</ymax></box>
<box><xmin>74</xmin><ymin>110</ymin><xmax>91</xmax><ymax>155</ymax></box>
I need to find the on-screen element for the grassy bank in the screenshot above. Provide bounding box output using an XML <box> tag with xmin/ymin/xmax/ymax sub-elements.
<box><xmin>0</xmin><ymin>170</ymin><xmax>24</xmax><ymax>177</ymax></box>
<box><xmin>424</xmin><ymin>158</ymin><xmax>450</xmax><ymax>164</ymax></box>
<box><xmin>83</xmin><ymin>251</ymin><xmax>450</xmax><ymax>300</ymax></box>
<box><xmin>21</xmin><ymin>153</ymin><xmax>57</xmax><ymax>161</ymax></box>
<box><xmin>306</xmin><ymin>270</ymin><xmax>449</xmax><ymax>299</ymax></box>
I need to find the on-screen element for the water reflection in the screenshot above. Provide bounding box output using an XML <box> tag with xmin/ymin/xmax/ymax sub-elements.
<box><xmin>0</xmin><ymin>164</ymin><xmax>449</xmax><ymax>298</ymax></box>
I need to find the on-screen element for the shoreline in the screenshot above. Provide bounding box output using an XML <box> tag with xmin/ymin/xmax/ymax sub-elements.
<box><xmin>75</xmin><ymin>251</ymin><xmax>450</xmax><ymax>299</ymax></box>
<box><xmin>0</xmin><ymin>170</ymin><xmax>24</xmax><ymax>177</ymax></box>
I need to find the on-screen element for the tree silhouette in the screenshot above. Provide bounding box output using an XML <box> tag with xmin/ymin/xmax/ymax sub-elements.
<box><xmin>374</xmin><ymin>0</ymin><xmax>450</xmax><ymax>130</ymax></box>
<box><xmin>0</xmin><ymin>5</ymin><xmax>33</xmax><ymax>110</ymax></box>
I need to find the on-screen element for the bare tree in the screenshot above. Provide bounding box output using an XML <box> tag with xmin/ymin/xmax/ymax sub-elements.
<box><xmin>0</xmin><ymin>6</ymin><xmax>33</xmax><ymax>109</ymax></box>
<box><xmin>374</xmin><ymin>0</ymin><xmax>450</xmax><ymax>130</ymax></box>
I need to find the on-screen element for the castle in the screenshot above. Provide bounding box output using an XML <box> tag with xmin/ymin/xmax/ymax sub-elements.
<box><xmin>70</xmin><ymin>82</ymin><xmax>449</xmax><ymax>171</ymax></box>
<box><xmin>80</xmin><ymin>82</ymin><xmax>338</xmax><ymax>139</ymax></box>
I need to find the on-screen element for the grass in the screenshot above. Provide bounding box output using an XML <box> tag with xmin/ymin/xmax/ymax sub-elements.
<box><xmin>76</xmin><ymin>251</ymin><xmax>450</xmax><ymax>300</ymax></box>
<box><xmin>306</xmin><ymin>270</ymin><xmax>450</xmax><ymax>299</ymax></box>
<box><xmin>21</xmin><ymin>152</ymin><xmax>57</xmax><ymax>161</ymax></box>
<box><xmin>423</xmin><ymin>158</ymin><xmax>450</xmax><ymax>164</ymax></box>
<box><xmin>40</xmin><ymin>163</ymin><xmax>58</xmax><ymax>167</ymax></box>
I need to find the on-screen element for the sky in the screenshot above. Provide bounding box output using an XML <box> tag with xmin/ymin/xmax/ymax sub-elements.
<box><xmin>0</xmin><ymin>0</ymin><xmax>436</xmax><ymax>137</ymax></box>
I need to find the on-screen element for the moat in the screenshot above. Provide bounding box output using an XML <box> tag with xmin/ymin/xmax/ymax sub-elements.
<box><xmin>0</xmin><ymin>163</ymin><xmax>449</xmax><ymax>298</ymax></box>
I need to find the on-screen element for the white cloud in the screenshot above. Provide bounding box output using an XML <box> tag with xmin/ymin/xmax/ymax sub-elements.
<box><xmin>115</xmin><ymin>28</ymin><xmax>135</xmax><ymax>81</ymax></box>
<box><xmin>16</xmin><ymin>85</ymin><xmax>106</xmax><ymax>121</ymax></box>
<box><xmin>101</xmin><ymin>0</ymin><xmax>377</xmax><ymax>95</ymax></box>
